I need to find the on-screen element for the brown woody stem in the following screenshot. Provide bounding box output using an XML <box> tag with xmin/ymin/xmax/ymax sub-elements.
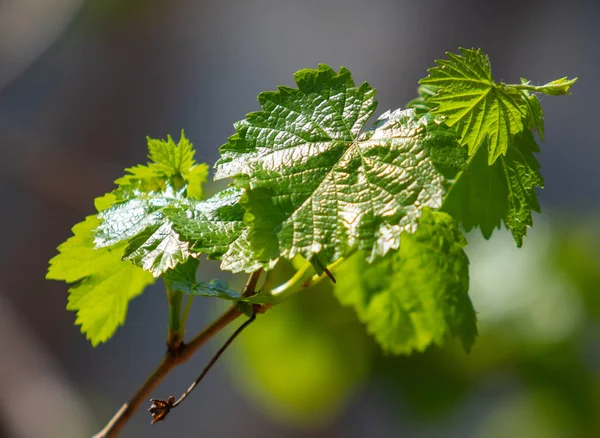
<box><xmin>148</xmin><ymin>312</ymin><xmax>257</xmax><ymax>424</ymax></box>
<box><xmin>92</xmin><ymin>269</ymin><xmax>263</xmax><ymax>438</ymax></box>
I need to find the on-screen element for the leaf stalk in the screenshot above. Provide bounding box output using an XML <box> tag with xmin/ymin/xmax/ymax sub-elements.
<box><xmin>180</xmin><ymin>295</ymin><xmax>194</xmax><ymax>331</ymax></box>
<box><xmin>166</xmin><ymin>282</ymin><xmax>184</xmax><ymax>350</ymax></box>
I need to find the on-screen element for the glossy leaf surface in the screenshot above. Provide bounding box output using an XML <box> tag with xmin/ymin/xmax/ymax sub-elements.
<box><xmin>216</xmin><ymin>65</ymin><xmax>464</xmax><ymax>268</ymax></box>
<box><xmin>420</xmin><ymin>48</ymin><xmax>575</xmax><ymax>164</ymax></box>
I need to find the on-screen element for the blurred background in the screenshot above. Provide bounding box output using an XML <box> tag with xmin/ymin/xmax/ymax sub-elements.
<box><xmin>0</xmin><ymin>0</ymin><xmax>599</xmax><ymax>437</ymax></box>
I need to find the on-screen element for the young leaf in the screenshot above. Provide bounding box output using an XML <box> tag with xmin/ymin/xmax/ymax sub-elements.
<box><xmin>94</xmin><ymin>133</ymin><xmax>209</xmax><ymax>277</ymax></box>
<box><xmin>520</xmin><ymin>83</ymin><xmax>545</xmax><ymax>140</ymax></box>
<box><xmin>502</xmin><ymin>130</ymin><xmax>544</xmax><ymax>245</ymax></box>
<box><xmin>215</xmin><ymin>65</ymin><xmax>464</xmax><ymax>269</ymax></box>
<box><xmin>443</xmin><ymin>130</ymin><xmax>543</xmax><ymax>247</ymax></box>
<box><xmin>442</xmin><ymin>141</ymin><xmax>507</xmax><ymax>239</ymax></box>
<box><xmin>167</xmin><ymin>187</ymin><xmax>272</xmax><ymax>273</ymax></box>
<box><xmin>333</xmin><ymin>210</ymin><xmax>477</xmax><ymax>354</ymax></box>
<box><xmin>95</xmin><ymin>188</ymin><xmax>192</xmax><ymax>277</ymax></box>
<box><xmin>416</xmin><ymin>49</ymin><xmax>574</xmax><ymax>244</ymax></box>
<box><xmin>163</xmin><ymin>258</ymin><xmax>241</xmax><ymax>300</ymax></box>
<box><xmin>47</xmin><ymin>132</ymin><xmax>208</xmax><ymax>345</ymax></box>
<box><xmin>47</xmin><ymin>216</ymin><xmax>155</xmax><ymax>346</ymax></box>
<box><xmin>116</xmin><ymin>132</ymin><xmax>209</xmax><ymax>199</ymax></box>
<box><xmin>420</xmin><ymin>48</ymin><xmax>575</xmax><ymax>164</ymax></box>
<box><xmin>103</xmin><ymin>186</ymin><xmax>273</xmax><ymax>275</ymax></box>
<box><xmin>524</xmin><ymin>76</ymin><xmax>578</xmax><ymax>96</ymax></box>
<box><xmin>405</xmin><ymin>84</ymin><xmax>440</xmax><ymax>114</ymax></box>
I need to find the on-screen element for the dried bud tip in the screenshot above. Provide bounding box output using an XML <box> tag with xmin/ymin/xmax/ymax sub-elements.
<box><xmin>148</xmin><ymin>396</ymin><xmax>175</xmax><ymax>424</ymax></box>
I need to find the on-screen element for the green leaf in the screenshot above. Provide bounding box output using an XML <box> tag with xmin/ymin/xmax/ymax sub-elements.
<box><xmin>420</xmin><ymin>48</ymin><xmax>576</xmax><ymax>164</ymax></box>
<box><xmin>185</xmin><ymin>164</ymin><xmax>210</xmax><ymax>200</ymax></box>
<box><xmin>163</xmin><ymin>258</ymin><xmax>241</xmax><ymax>300</ymax></box>
<box><xmin>95</xmin><ymin>188</ymin><xmax>192</xmax><ymax>277</ymax></box>
<box><xmin>215</xmin><ymin>65</ymin><xmax>464</xmax><ymax>269</ymax></box>
<box><xmin>47</xmin><ymin>132</ymin><xmax>208</xmax><ymax>345</ymax></box>
<box><xmin>115</xmin><ymin>132</ymin><xmax>209</xmax><ymax>198</ymax></box>
<box><xmin>102</xmin><ymin>185</ymin><xmax>273</xmax><ymax>276</ymax></box>
<box><xmin>47</xmin><ymin>216</ymin><xmax>155</xmax><ymax>346</ymax></box>
<box><xmin>406</xmin><ymin>84</ymin><xmax>440</xmax><ymax>114</ymax></box>
<box><xmin>502</xmin><ymin>130</ymin><xmax>544</xmax><ymax>245</ymax></box>
<box><xmin>333</xmin><ymin>210</ymin><xmax>477</xmax><ymax>354</ymax></box>
<box><xmin>520</xmin><ymin>81</ymin><xmax>545</xmax><ymax>140</ymax></box>
<box><xmin>167</xmin><ymin>187</ymin><xmax>271</xmax><ymax>273</ymax></box>
<box><xmin>443</xmin><ymin>141</ymin><xmax>506</xmax><ymax>239</ymax></box>
<box><xmin>147</xmin><ymin>134</ymin><xmax>196</xmax><ymax>176</ymax></box>
<box><xmin>525</xmin><ymin>76</ymin><xmax>578</xmax><ymax>96</ymax></box>
<box><xmin>94</xmin><ymin>133</ymin><xmax>210</xmax><ymax>277</ymax></box>
<box><xmin>172</xmin><ymin>279</ymin><xmax>241</xmax><ymax>300</ymax></box>
<box><xmin>420</xmin><ymin>48</ymin><xmax>529</xmax><ymax>163</ymax></box>
<box><xmin>443</xmin><ymin>130</ymin><xmax>543</xmax><ymax>246</ymax></box>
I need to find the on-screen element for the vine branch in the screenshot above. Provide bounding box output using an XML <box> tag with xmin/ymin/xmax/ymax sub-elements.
<box><xmin>92</xmin><ymin>269</ymin><xmax>263</xmax><ymax>438</ymax></box>
<box><xmin>149</xmin><ymin>312</ymin><xmax>257</xmax><ymax>423</ymax></box>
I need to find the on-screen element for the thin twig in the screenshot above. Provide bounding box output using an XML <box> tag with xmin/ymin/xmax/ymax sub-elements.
<box><xmin>149</xmin><ymin>313</ymin><xmax>256</xmax><ymax>423</ymax></box>
<box><xmin>172</xmin><ymin>314</ymin><xmax>256</xmax><ymax>409</ymax></box>
<box><xmin>92</xmin><ymin>306</ymin><xmax>240</xmax><ymax>438</ymax></box>
<box><xmin>92</xmin><ymin>269</ymin><xmax>263</xmax><ymax>438</ymax></box>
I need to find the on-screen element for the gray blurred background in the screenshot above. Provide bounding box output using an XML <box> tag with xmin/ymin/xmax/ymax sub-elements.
<box><xmin>1</xmin><ymin>1</ymin><xmax>599</xmax><ymax>437</ymax></box>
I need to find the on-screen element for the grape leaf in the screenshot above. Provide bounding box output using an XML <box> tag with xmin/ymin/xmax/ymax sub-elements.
<box><xmin>502</xmin><ymin>130</ymin><xmax>544</xmax><ymax>245</ymax></box>
<box><xmin>215</xmin><ymin>65</ymin><xmax>464</xmax><ymax>269</ymax></box>
<box><xmin>333</xmin><ymin>210</ymin><xmax>477</xmax><ymax>354</ymax></box>
<box><xmin>442</xmin><ymin>141</ymin><xmax>507</xmax><ymax>239</ymax></box>
<box><xmin>94</xmin><ymin>133</ymin><xmax>209</xmax><ymax>277</ymax></box>
<box><xmin>47</xmin><ymin>132</ymin><xmax>208</xmax><ymax>345</ymax></box>
<box><xmin>115</xmin><ymin>132</ymin><xmax>209</xmax><ymax>199</ymax></box>
<box><xmin>47</xmin><ymin>216</ymin><xmax>155</xmax><ymax>346</ymax></box>
<box><xmin>406</xmin><ymin>84</ymin><xmax>440</xmax><ymax>115</ymax></box>
<box><xmin>95</xmin><ymin>187</ymin><xmax>193</xmax><ymax>277</ymax></box>
<box><xmin>522</xmin><ymin>76</ymin><xmax>578</xmax><ymax>96</ymax></box>
<box><xmin>170</xmin><ymin>278</ymin><xmax>241</xmax><ymax>300</ymax></box>
<box><xmin>443</xmin><ymin>130</ymin><xmax>543</xmax><ymax>247</ymax></box>
<box><xmin>417</xmin><ymin>49</ymin><xmax>574</xmax><ymax>244</ymax></box>
<box><xmin>166</xmin><ymin>187</ymin><xmax>272</xmax><ymax>273</ymax></box>
<box><xmin>420</xmin><ymin>48</ymin><xmax>575</xmax><ymax>164</ymax></box>
<box><xmin>419</xmin><ymin>48</ymin><xmax>528</xmax><ymax>163</ymax></box>
<box><xmin>162</xmin><ymin>258</ymin><xmax>241</xmax><ymax>300</ymax></box>
<box><xmin>97</xmin><ymin>186</ymin><xmax>268</xmax><ymax>276</ymax></box>
<box><xmin>520</xmin><ymin>82</ymin><xmax>545</xmax><ymax>140</ymax></box>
